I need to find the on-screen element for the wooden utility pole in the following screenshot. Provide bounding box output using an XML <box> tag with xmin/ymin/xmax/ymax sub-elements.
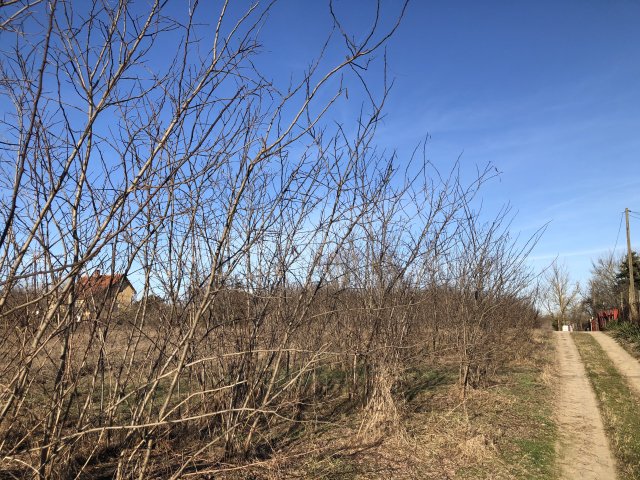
<box><xmin>625</xmin><ymin>208</ymin><xmax>638</xmax><ymax>323</ymax></box>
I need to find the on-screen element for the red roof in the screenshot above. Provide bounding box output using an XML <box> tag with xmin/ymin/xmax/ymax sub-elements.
<box><xmin>77</xmin><ymin>273</ymin><xmax>134</xmax><ymax>297</ymax></box>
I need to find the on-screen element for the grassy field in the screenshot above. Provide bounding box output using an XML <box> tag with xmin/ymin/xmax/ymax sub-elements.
<box><xmin>229</xmin><ymin>329</ymin><xmax>559</xmax><ymax>479</ymax></box>
<box><xmin>1</xmin><ymin>323</ymin><xmax>557</xmax><ymax>478</ymax></box>
<box><xmin>574</xmin><ymin>332</ymin><xmax>640</xmax><ymax>480</ymax></box>
<box><xmin>455</xmin><ymin>330</ymin><xmax>558</xmax><ymax>480</ymax></box>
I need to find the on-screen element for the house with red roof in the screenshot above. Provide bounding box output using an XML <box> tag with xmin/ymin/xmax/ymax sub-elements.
<box><xmin>76</xmin><ymin>270</ymin><xmax>136</xmax><ymax>317</ymax></box>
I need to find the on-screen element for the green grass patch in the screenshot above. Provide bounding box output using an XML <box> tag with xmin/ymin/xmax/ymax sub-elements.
<box><xmin>494</xmin><ymin>349</ymin><xmax>558</xmax><ymax>479</ymax></box>
<box><xmin>400</xmin><ymin>366</ymin><xmax>454</xmax><ymax>404</ymax></box>
<box><xmin>573</xmin><ymin>332</ymin><xmax>640</xmax><ymax>479</ymax></box>
<box><xmin>454</xmin><ymin>331</ymin><xmax>558</xmax><ymax>479</ymax></box>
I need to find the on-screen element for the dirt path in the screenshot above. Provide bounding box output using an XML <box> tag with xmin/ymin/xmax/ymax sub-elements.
<box><xmin>591</xmin><ymin>331</ymin><xmax>640</xmax><ymax>397</ymax></box>
<box><xmin>555</xmin><ymin>332</ymin><xmax>617</xmax><ymax>479</ymax></box>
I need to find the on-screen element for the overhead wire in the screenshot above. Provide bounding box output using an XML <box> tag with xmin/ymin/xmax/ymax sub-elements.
<box><xmin>613</xmin><ymin>211</ymin><xmax>624</xmax><ymax>252</ymax></box>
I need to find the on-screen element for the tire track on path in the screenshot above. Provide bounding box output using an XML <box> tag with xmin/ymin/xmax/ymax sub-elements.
<box><xmin>555</xmin><ymin>331</ymin><xmax>617</xmax><ymax>480</ymax></box>
<box><xmin>591</xmin><ymin>331</ymin><xmax>640</xmax><ymax>397</ymax></box>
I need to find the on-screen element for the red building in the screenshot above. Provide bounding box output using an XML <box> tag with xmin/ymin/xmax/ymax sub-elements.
<box><xmin>591</xmin><ymin>308</ymin><xmax>619</xmax><ymax>331</ymax></box>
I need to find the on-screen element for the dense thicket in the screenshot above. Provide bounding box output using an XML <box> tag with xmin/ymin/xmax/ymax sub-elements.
<box><xmin>0</xmin><ymin>1</ymin><xmax>539</xmax><ymax>477</ymax></box>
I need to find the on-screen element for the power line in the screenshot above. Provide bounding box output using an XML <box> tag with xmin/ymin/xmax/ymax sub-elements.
<box><xmin>625</xmin><ymin>208</ymin><xmax>638</xmax><ymax>322</ymax></box>
<box><xmin>613</xmin><ymin>211</ymin><xmax>624</xmax><ymax>252</ymax></box>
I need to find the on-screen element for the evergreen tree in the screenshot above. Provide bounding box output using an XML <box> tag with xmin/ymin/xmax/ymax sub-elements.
<box><xmin>616</xmin><ymin>251</ymin><xmax>640</xmax><ymax>296</ymax></box>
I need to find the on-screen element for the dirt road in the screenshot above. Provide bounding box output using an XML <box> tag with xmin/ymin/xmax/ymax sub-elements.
<box><xmin>555</xmin><ymin>332</ymin><xmax>617</xmax><ymax>480</ymax></box>
<box><xmin>591</xmin><ymin>331</ymin><xmax>640</xmax><ymax>397</ymax></box>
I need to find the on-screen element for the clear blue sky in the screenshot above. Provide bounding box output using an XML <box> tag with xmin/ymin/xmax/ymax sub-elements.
<box><xmin>7</xmin><ymin>0</ymin><xmax>638</xmax><ymax>288</ymax></box>
<box><xmin>257</xmin><ymin>0</ymin><xmax>640</xmax><ymax>285</ymax></box>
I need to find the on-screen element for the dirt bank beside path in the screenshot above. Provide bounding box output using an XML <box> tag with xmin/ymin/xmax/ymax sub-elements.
<box><xmin>555</xmin><ymin>332</ymin><xmax>617</xmax><ymax>480</ymax></box>
<box><xmin>591</xmin><ymin>332</ymin><xmax>640</xmax><ymax>396</ymax></box>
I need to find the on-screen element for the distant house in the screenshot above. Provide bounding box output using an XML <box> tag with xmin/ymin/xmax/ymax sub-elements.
<box><xmin>76</xmin><ymin>271</ymin><xmax>136</xmax><ymax>317</ymax></box>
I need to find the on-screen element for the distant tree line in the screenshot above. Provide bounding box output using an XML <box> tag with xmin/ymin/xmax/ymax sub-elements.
<box><xmin>586</xmin><ymin>251</ymin><xmax>640</xmax><ymax>321</ymax></box>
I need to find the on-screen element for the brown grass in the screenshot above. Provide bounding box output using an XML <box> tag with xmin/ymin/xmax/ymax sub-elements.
<box><xmin>193</xmin><ymin>328</ymin><xmax>558</xmax><ymax>479</ymax></box>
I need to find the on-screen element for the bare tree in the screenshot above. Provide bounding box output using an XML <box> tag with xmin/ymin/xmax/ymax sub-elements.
<box><xmin>542</xmin><ymin>261</ymin><xmax>581</xmax><ymax>331</ymax></box>
<box><xmin>585</xmin><ymin>252</ymin><xmax>620</xmax><ymax>315</ymax></box>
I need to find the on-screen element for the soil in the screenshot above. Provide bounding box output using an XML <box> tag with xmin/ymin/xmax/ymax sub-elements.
<box><xmin>554</xmin><ymin>331</ymin><xmax>617</xmax><ymax>480</ymax></box>
<box><xmin>590</xmin><ymin>332</ymin><xmax>640</xmax><ymax>397</ymax></box>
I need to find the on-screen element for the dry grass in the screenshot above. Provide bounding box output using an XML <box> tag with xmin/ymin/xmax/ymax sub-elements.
<box><xmin>1</xmin><ymin>320</ymin><xmax>548</xmax><ymax>478</ymax></box>
<box><xmin>574</xmin><ymin>332</ymin><xmax>640</xmax><ymax>480</ymax></box>
<box><xmin>199</xmin><ymin>328</ymin><xmax>559</xmax><ymax>479</ymax></box>
<box><xmin>607</xmin><ymin>322</ymin><xmax>640</xmax><ymax>360</ymax></box>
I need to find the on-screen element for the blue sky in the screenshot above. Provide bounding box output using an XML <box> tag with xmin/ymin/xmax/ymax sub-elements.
<box><xmin>256</xmin><ymin>0</ymin><xmax>640</xmax><ymax>285</ymax></box>
<box><xmin>4</xmin><ymin>0</ymin><xmax>637</xmax><ymax>289</ymax></box>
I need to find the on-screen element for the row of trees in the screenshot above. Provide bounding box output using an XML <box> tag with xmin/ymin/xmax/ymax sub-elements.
<box><xmin>0</xmin><ymin>1</ymin><xmax>540</xmax><ymax>478</ymax></box>
<box><xmin>542</xmin><ymin>251</ymin><xmax>640</xmax><ymax>330</ymax></box>
<box><xmin>586</xmin><ymin>251</ymin><xmax>640</xmax><ymax>319</ymax></box>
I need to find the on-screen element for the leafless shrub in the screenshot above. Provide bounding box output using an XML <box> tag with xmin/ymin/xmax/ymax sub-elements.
<box><xmin>0</xmin><ymin>1</ymin><xmax>540</xmax><ymax>477</ymax></box>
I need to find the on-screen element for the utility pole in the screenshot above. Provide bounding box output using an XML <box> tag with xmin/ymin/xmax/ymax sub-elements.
<box><xmin>625</xmin><ymin>208</ymin><xmax>638</xmax><ymax>323</ymax></box>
